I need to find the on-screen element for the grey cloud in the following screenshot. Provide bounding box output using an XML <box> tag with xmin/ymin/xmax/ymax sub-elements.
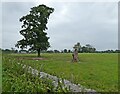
<box><xmin>46</xmin><ymin>2</ymin><xmax>118</xmax><ymax>50</ymax></box>
<box><xmin>2</xmin><ymin>2</ymin><xmax>36</xmax><ymax>48</ymax></box>
<box><xmin>2</xmin><ymin>2</ymin><xmax>118</xmax><ymax>51</ymax></box>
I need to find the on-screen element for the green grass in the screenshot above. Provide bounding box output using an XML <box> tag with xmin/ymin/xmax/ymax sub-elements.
<box><xmin>3</xmin><ymin>53</ymin><xmax>118</xmax><ymax>92</ymax></box>
<box><xmin>2</xmin><ymin>53</ymin><xmax>70</xmax><ymax>92</ymax></box>
<box><xmin>0</xmin><ymin>51</ymin><xmax>2</xmax><ymax>93</ymax></box>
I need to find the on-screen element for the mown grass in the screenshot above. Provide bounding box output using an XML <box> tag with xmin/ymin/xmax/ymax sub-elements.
<box><xmin>3</xmin><ymin>53</ymin><xmax>118</xmax><ymax>92</ymax></box>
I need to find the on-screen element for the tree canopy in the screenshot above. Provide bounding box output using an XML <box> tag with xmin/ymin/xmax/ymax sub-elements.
<box><xmin>73</xmin><ymin>42</ymin><xmax>81</xmax><ymax>52</ymax></box>
<box><xmin>16</xmin><ymin>4</ymin><xmax>54</xmax><ymax>57</ymax></box>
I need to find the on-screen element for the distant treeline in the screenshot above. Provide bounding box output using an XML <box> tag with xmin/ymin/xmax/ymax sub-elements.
<box><xmin>1</xmin><ymin>48</ymin><xmax>120</xmax><ymax>54</ymax></box>
<box><xmin>46</xmin><ymin>49</ymin><xmax>120</xmax><ymax>53</ymax></box>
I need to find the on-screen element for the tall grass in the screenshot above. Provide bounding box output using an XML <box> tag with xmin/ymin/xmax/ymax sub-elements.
<box><xmin>2</xmin><ymin>54</ymin><xmax>70</xmax><ymax>92</ymax></box>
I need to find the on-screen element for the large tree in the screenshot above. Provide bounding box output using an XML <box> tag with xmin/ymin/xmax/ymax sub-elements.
<box><xmin>16</xmin><ymin>4</ymin><xmax>54</xmax><ymax>57</ymax></box>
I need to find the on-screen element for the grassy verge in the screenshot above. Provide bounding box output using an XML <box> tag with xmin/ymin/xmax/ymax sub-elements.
<box><xmin>2</xmin><ymin>54</ymin><xmax>70</xmax><ymax>92</ymax></box>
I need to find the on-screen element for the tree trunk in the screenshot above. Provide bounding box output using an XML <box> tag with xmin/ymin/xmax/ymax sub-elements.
<box><xmin>38</xmin><ymin>49</ymin><xmax>41</xmax><ymax>57</ymax></box>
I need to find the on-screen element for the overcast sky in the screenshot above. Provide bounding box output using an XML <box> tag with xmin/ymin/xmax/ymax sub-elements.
<box><xmin>1</xmin><ymin>1</ymin><xmax>118</xmax><ymax>51</ymax></box>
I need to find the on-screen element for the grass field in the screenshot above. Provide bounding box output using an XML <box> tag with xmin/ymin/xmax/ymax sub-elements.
<box><xmin>2</xmin><ymin>53</ymin><xmax>118</xmax><ymax>92</ymax></box>
<box><xmin>0</xmin><ymin>51</ymin><xmax>2</xmax><ymax>93</ymax></box>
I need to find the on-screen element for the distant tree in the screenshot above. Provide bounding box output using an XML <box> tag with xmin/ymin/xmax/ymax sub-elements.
<box><xmin>105</xmin><ymin>50</ymin><xmax>114</xmax><ymax>53</ymax></box>
<box><xmin>77</xmin><ymin>42</ymin><xmax>81</xmax><ymax>52</ymax></box>
<box><xmin>3</xmin><ymin>49</ymin><xmax>11</xmax><ymax>53</ymax></box>
<box><xmin>64</xmin><ymin>49</ymin><xmax>67</xmax><ymax>53</ymax></box>
<box><xmin>47</xmin><ymin>50</ymin><xmax>54</xmax><ymax>53</ymax></box>
<box><xmin>73</xmin><ymin>42</ymin><xmax>81</xmax><ymax>52</ymax></box>
<box><xmin>81</xmin><ymin>44</ymin><xmax>96</xmax><ymax>53</ymax></box>
<box><xmin>19</xmin><ymin>50</ymin><xmax>28</xmax><ymax>53</ymax></box>
<box><xmin>85</xmin><ymin>44</ymin><xmax>96</xmax><ymax>53</ymax></box>
<box><xmin>81</xmin><ymin>46</ymin><xmax>87</xmax><ymax>53</ymax></box>
<box><xmin>85</xmin><ymin>44</ymin><xmax>92</xmax><ymax>48</ymax></box>
<box><xmin>91</xmin><ymin>48</ymin><xmax>96</xmax><ymax>53</ymax></box>
<box><xmin>54</xmin><ymin>50</ymin><xmax>60</xmax><ymax>53</ymax></box>
<box><xmin>15</xmin><ymin>4</ymin><xmax>54</xmax><ymax>57</ymax></box>
<box><xmin>14</xmin><ymin>50</ymin><xmax>18</xmax><ymax>53</ymax></box>
<box><xmin>115</xmin><ymin>50</ymin><xmax>120</xmax><ymax>53</ymax></box>
<box><xmin>11</xmin><ymin>47</ymin><xmax>18</xmax><ymax>53</ymax></box>
<box><xmin>68</xmin><ymin>49</ymin><xmax>71</xmax><ymax>53</ymax></box>
<box><xmin>61</xmin><ymin>50</ymin><xmax>64</xmax><ymax>53</ymax></box>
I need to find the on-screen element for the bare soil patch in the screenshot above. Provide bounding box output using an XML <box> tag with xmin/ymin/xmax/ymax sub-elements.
<box><xmin>17</xmin><ymin>57</ymin><xmax>46</xmax><ymax>60</ymax></box>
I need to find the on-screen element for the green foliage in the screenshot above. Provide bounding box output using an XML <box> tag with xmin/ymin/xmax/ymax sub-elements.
<box><xmin>73</xmin><ymin>42</ymin><xmax>81</xmax><ymax>52</ymax></box>
<box><xmin>2</xmin><ymin>54</ymin><xmax>71</xmax><ymax>92</ymax></box>
<box><xmin>16</xmin><ymin>4</ymin><xmax>54</xmax><ymax>56</ymax></box>
<box><xmin>73</xmin><ymin>43</ymin><xmax>96</xmax><ymax>53</ymax></box>
<box><xmin>8</xmin><ymin>53</ymin><xmax>118</xmax><ymax>92</ymax></box>
<box><xmin>63</xmin><ymin>49</ymin><xmax>67</xmax><ymax>53</ymax></box>
<box><xmin>83</xmin><ymin>44</ymin><xmax>96</xmax><ymax>53</ymax></box>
